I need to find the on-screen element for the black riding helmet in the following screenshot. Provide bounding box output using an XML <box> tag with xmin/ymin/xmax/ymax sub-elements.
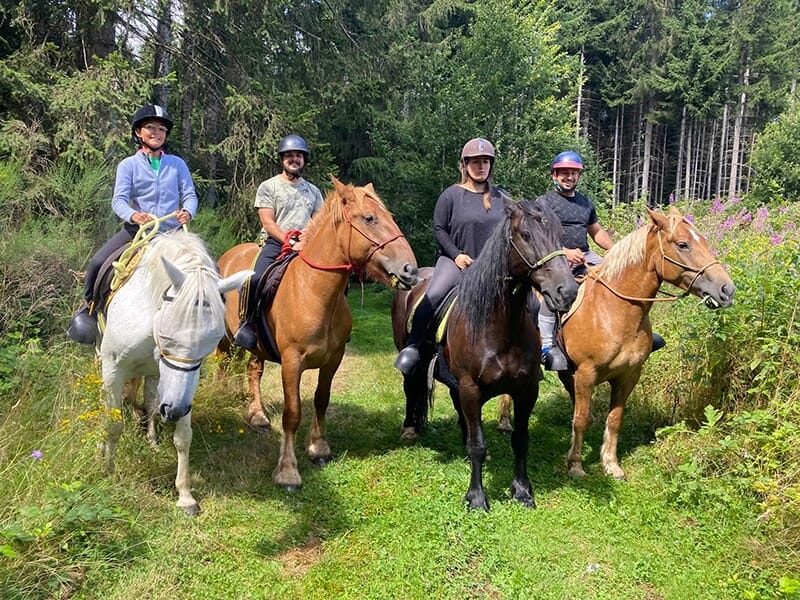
<box><xmin>131</xmin><ymin>104</ymin><xmax>173</xmax><ymax>146</ymax></box>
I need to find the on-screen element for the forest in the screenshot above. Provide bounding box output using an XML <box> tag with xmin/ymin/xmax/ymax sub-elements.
<box><xmin>1</xmin><ymin>0</ymin><xmax>799</xmax><ymax>261</ymax></box>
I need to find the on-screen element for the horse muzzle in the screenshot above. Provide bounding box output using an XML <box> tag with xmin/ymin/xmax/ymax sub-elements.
<box><xmin>390</xmin><ymin>264</ymin><xmax>419</xmax><ymax>290</ymax></box>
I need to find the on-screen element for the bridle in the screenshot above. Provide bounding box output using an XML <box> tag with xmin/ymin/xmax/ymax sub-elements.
<box><xmin>298</xmin><ymin>197</ymin><xmax>406</xmax><ymax>282</ymax></box>
<box><xmin>154</xmin><ymin>290</ymin><xmax>204</xmax><ymax>373</ymax></box>
<box><xmin>508</xmin><ymin>237</ymin><xmax>566</xmax><ymax>280</ymax></box>
<box><xmin>588</xmin><ymin>227</ymin><xmax>720</xmax><ymax>304</ymax></box>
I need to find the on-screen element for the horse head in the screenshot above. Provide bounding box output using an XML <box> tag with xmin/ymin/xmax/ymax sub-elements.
<box><xmin>155</xmin><ymin>257</ymin><xmax>252</xmax><ymax>421</ymax></box>
<box><xmin>329</xmin><ymin>176</ymin><xmax>418</xmax><ymax>289</ymax></box>
<box><xmin>647</xmin><ymin>206</ymin><xmax>735</xmax><ymax>309</ymax></box>
<box><xmin>510</xmin><ymin>199</ymin><xmax>578</xmax><ymax>312</ymax></box>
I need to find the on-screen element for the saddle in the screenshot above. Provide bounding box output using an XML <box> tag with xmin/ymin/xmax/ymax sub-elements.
<box><xmin>405</xmin><ymin>286</ymin><xmax>459</xmax><ymax>346</ymax></box>
<box><xmin>92</xmin><ymin>243</ymin><xmax>144</xmax><ymax>331</ymax></box>
<box><xmin>253</xmin><ymin>252</ymin><xmax>299</xmax><ymax>363</ymax></box>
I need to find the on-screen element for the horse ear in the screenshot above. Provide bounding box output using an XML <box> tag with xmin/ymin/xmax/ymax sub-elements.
<box><xmin>161</xmin><ymin>257</ymin><xmax>186</xmax><ymax>289</ymax></box>
<box><xmin>667</xmin><ymin>205</ymin><xmax>683</xmax><ymax>218</ymax></box>
<box><xmin>219</xmin><ymin>269</ymin><xmax>254</xmax><ymax>294</ymax></box>
<box><xmin>330</xmin><ymin>175</ymin><xmax>349</xmax><ymax>198</ymax></box>
<box><xmin>364</xmin><ymin>182</ymin><xmax>376</xmax><ymax>195</ymax></box>
<box><xmin>646</xmin><ymin>208</ymin><xmax>669</xmax><ymax>231</ymax></box>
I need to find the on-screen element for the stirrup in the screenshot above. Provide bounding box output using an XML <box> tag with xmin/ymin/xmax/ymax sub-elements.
<box><xmin>233</xmin><ymin>321</ymin><xmax>258</xmax><ymax>350</ymax></box>
<box><xmin>541</xmin><ymin>346</ymin><xmax>569</xmax><ymax>371</ymax></box>
<box><xmin>651</xmin><ymin>332</ymin><xmax>666</xmax><ymax>353</ymax></box>
<box><xmin>67</xmin><ymin>305</ymin><xmax>98</xmax><ymax>345</ymax></box>
<box><xmin>394</xmin><ymin>345</ymin><xmax>421</xmax><ymax>375</ymax></box>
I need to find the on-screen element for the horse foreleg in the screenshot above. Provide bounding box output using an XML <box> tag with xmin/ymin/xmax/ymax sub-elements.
<box><xmin>273</xmin><ymin>356</ymin><xmax>303</xmax><ymax>490</ymax></box>
<box><xmin>307</xmin><ymin>353</ymin><xmax>343</xmax><ymax>466</ymax></box>
<box><xmin>173</xmin><ymin>411</ymin><xmax>200</xmax><ymax>516</ymax></box>
<box><xmin>142</xmin><ymin>376</ymin><xmax>160</xmax><ymax>445</ymax></box>
<box><xmin>601</xmin><ymin>374</ymin><xmax>640</xmax><ymax>480</ymax></box>
<box><xmin>497</xmin><ymin>394</ymin><xmax>513</xmax><ymax>434</ymax></box>
<box><xmin>509</xmin><ymin>389</ymin><xmax>536</xmax><ymax>507</ymax></box>
<box><xmin>567</xmin><ymin>372</ymin><xmax>591</xmax><ymax>478</ymax></box>
<box><xmin>459</xmin><ymin>380</ymin><xmax>489</xmax><ymax>511</ymax></box>
<box><xmin>100</xmin><ymin>370</ymin><xmax>125</xmax><ymax>474</ymax></box>
<box><xmin>246</xmin><ymin>355</ymin><xmax>271</xmax><ymax>432</ymax></box>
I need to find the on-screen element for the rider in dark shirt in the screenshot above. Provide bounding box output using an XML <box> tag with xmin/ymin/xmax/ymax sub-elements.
<box><xmin>394</xmin><ymin>138</ymin><xmax>509</xmax><ymax>375</ymax></box>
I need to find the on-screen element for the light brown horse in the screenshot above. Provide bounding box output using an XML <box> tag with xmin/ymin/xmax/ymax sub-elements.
<box><xmin>218</xmin><ymin>177</ymin><xmax>418</xmax><ymax>489</ymax></box>
<box><xmin>499</xmin><ymin>206</ymin><xmax>735</xmax><ymax>479</ymax></box>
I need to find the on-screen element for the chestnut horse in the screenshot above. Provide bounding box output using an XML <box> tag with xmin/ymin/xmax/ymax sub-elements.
<box><xmin>218</xmin><ymin>177</ymin><xmax>417</xmax><ymax>490</ymax></box>
<box><xmin>498</xmin><ymin>206</ymin><xmax>735</xmax><ymax>479</ymax></box>
<box><xmin>393</xmin><ymin>199</ymin><xmax>578</xmax><ymax>510</ymax></box>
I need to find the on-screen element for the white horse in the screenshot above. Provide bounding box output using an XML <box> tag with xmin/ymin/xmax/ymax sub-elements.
<box><xmin>99</xmin><ymin>229</ymin><xmax>251</xmax><ymax>515</ymax></box>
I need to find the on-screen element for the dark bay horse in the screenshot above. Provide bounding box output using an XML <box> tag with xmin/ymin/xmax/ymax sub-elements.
<box><xmin>392</xmin><ymin>199</ymin><xmax>578</xmax><ymax>510</ymax></box>
<box><xmin>218</xmin><ymin>177</ymin><xmax>417</xmax><ymax>490</ymax></box>
<box><xmin>498</xmin><ymin>206</ymin><xmax>735</xmax><ymax>479</ymax></box>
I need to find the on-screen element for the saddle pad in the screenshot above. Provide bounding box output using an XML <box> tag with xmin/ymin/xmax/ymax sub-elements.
<box><xmin>254</xmin><ymin>253</ymin><xmax>298</xmax><ymax>363</ymax></box>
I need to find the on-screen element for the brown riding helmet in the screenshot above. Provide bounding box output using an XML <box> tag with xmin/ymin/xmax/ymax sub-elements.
<box><xmin>461</xmin><ymin>138</ymin><xmax>496</xmax><ymax>161</ymax></box>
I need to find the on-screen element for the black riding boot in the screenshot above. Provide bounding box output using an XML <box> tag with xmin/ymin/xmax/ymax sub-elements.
<box><xmin>67</xmin><ymin>303</ymin><xmax>98</xmax><ymax>345</ymax></box>
<box><xmin>394</xmin><ymin>297</ymin><xmax>435</xmax><ymax>375</ymax></box>
<box><xmin>233</xmin><ymin>279</ymin><xmax>259</xmax><ymax>350</ymax></box>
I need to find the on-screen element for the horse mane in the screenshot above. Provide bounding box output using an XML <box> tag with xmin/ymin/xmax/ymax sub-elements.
<box><xmin>599</xmin><ymin>211</ymin><xmax>688</xmax><ymax>280</ymax></box>
<box><xmin>302</xmin><ymin>183</ymin><xmax>389</xmax><ymax>244</ymax></box>
<box><xmin>456</xmin><ymin>212</ymin><xmax>513</xmax><ymax>335</ymax></box>
<box><xmin>140</xmin><ymin>230</ymin><xmax>225</xmax><ymax>327</ymax></box>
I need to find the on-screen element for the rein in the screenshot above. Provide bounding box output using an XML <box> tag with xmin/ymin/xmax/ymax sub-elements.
<box><xmin>586</xmin><ymin>229</ymin><xmax>720</xmax><ymax>304</ymax></box>
<box><xmin>297</xmin><ymin>198</ymin><xmax>405</xmax><ymax>276</ymax></box>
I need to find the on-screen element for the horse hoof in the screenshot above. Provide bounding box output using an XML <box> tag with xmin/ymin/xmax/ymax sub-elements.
<box><xmin>312</xmin><ymin>455</ymin><xmax>331</xmax><ymax>467</ymax></box>
<box><xmin>399</xmin><ymin>427</ymin><xmax>417</xmax><ymax>443</ymax></box>
<box><xmin>497</xmin><ymin>422</ymin><xmax>513</xmax><ymax>435</ymax></box>
<box><xmin>568</xmin><ymin>466</ymin><xmax>587</xmax><ymax>478</ymax></box>
<box><xmin>180</xmin><ymin>503</ymin><xmax>201</xmax><ymax>517</ymax></box>
<box><xmin>605</xmin><ymin>466</ymin><xmax>626</xmax><ymax>480</ymax></box>
<box><xmin>280</xmin><ymin>484</ymin><xmax>301</xmax><ymax>493</ymax></box>
<box><xmin>248</xmin><ymin>414</ymin><xmax>271</xmax><ymax>433</ymax></box>
<box><xmin>464</xmin><ymin>491</ymin><xmax>490</xmax><ymax>511</ymax></box>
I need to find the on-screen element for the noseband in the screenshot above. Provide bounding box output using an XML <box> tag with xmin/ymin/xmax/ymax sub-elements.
<box><xmin>509</xmin><ymin>237</ymin><xmax>566</xmax><ymax>280</ymax></box>
<box><xmin>155</xmin><ymin>290</ymin><xmax>204</xmax><ymax>372</ymax></box>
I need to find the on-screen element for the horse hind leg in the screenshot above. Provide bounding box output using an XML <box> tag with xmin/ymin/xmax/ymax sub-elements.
<box><xmin>497</xmin><ymin>394</ymin><xmax>513</xmax><ymax>434</ymax></box>
<box><xmin>172</xmin><ymin>412</ymin><xmax>200</xmax><ymax>516</ymax></box>
<box><xmin>246</xmin><ymin>355</ymin><xmax>271</xmax><ymax>432</ymax></box>
<box><xmin>400</xmin><ymin>360</ymin><xmax>431</xmax><ymax>442</ymax></box>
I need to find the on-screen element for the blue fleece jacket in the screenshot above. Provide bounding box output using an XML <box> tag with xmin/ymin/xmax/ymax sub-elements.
<box><xmin>111</xmin><ymin>150</ymin><xmax>198</xmax><ymax>230</ymax></box>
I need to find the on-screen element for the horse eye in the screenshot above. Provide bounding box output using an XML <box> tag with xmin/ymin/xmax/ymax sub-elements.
<box><xmin>677</xmin><ymin>241</ymin><xmax>690</xmax><ymax>251</ymax></box>
<box><xmin>521</xmin><ymin>231</ymin><xmax>531</xmax><ymax>242</ymax></box>
<box><xmin>363</xmin><ymin>214</ymin><xmax>376</xmax><ymax>225</ymax></box>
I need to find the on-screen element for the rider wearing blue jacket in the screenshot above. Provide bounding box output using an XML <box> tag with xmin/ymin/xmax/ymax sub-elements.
<box><xmin>67</xmin><ymin>104</ymin><xmax>197</xmax><ymax>344</ymax></box>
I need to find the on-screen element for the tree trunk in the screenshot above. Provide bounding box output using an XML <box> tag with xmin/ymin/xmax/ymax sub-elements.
<box><xmin>613</xmin><ymin>107</ymin><xmax>621</xmax><ymax>207</ymax></box>
<box><xmin>676</xmin><ymin>105</ymin><xmax>686</xmax><ymax>201</ymax></box>
<box><xmin>728</xmin><ymin>64</ymin><xmax>749</xmax><ymax>200</ymax></box>
<box><xmin>716</xmin><ymin>104</ymin><xmax>729</xmax><ymax>199</ymax></box>
<box><xmin>154</xmin><ymin>0</ymin><xmax>173</xmax><ymax>108</ymax></box>
<box><xmin>640</xmin><ymin>116</ymin><xmax>652</xmax><ymax>203</ymax></box>
<box><xmin>683</xmin><ymin>119</ymin><xmax>692</xmax><ymax>200</ymax></box>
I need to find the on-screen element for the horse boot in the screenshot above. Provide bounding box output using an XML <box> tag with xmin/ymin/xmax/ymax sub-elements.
<box><xmin>394</xmin><ymin>297</ymin><xmax>435</xmax><ymax>376</ymax></box>
<box><xmin>651</xmin><ymin>332</ymin><xmax>666</xmax><ymax>353</ymax></box>
<box><xmin>233</xmin><ymin>280</ymin><xmax>259</xmax><ymax>351</ymax></box>
<box><xmin>67</xmin><ymin>303</ymin><xmax>98</xmax><ymax>345</ymax></box>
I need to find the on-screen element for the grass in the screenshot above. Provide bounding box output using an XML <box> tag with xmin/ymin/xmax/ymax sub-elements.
<box><xmin>0</xmin><ymin>285</ymin><xmax>794</xmax><ymax>599</ymax></box>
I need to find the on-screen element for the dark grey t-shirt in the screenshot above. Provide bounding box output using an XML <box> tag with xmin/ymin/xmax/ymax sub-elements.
<box><xmin>537</xmin><ymin>188</ymin><xmax>598</xmax><ymax>252</ymax></box>
<box><xmin>433</xmin><ymin>184</ymin><xmax>507</xmax><ymax>260</ymax></box>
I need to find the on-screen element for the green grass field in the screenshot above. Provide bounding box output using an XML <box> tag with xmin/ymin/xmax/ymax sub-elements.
<box><xmin>0</xmin><ymin>286</ymin><xmax>793</xmax><ymax>599</ymax></box>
